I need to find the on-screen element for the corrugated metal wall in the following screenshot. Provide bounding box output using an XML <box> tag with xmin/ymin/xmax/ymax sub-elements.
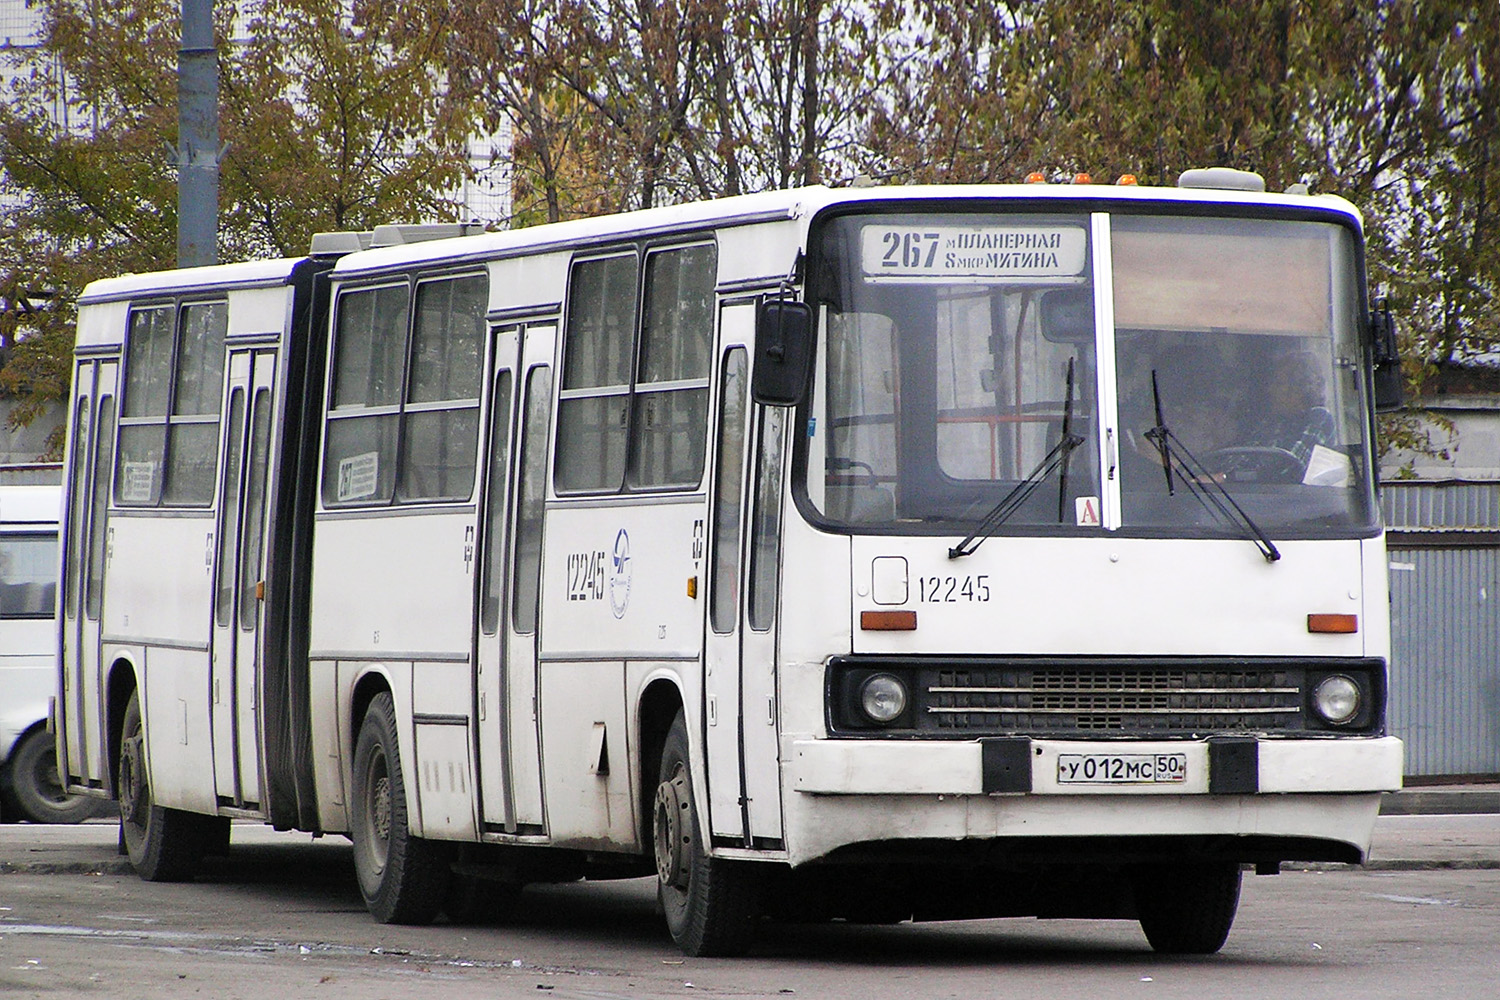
<box><xmin>1383</xmin><ymin>481</ymin><xmax>1500</xmax><ymax>531</ymax></box>
<box><xmin>1384</xmin><ymin>481</ymin><xmax>1500</xmax><ymax>777</ymax></box>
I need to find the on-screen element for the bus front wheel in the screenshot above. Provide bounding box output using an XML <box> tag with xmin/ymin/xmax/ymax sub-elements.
<box><xmin>118</xmin><ymin>691</ymin><xmax>211</xmax><ymax>881</ymax></box>
<box><xmin>652</xmin><ymin>711</ymin><xmax>759</xmax><ymax>956</ymax></box>
<box><xmin>351</xmin><ymin>692</ymin><xmax>451</xmax><ymax>924</ymax></box>
<box><xmin>1133</xmin><ymin>862</ymin><xmax>1242</xmax><ymax>954</ymax></box>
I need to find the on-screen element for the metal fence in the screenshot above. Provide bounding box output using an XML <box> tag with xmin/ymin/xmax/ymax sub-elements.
<box><xmin>1384</xmin><ymin>480</ymin><xmax>1500</xmax><ymax>777</ymax></box>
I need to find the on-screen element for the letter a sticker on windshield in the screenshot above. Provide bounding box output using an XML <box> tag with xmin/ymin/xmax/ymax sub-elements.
<box><xmin>1075</xmin><ymin>496</ymin><xmax>1101</xmax><ymax>527</ymax></box>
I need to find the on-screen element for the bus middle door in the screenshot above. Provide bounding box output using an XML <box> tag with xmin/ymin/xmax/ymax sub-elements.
<box><xmin>210</xmin><ymin>349</ymin><xmax>275</xmax><ymax>808</ymax></box>
<box><xmin>475</xmin><ymin>323</ymin><xmax>552</xmax><ymax>834</ymax></box>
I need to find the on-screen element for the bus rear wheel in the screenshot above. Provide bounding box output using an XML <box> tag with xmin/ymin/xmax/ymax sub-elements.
<box><xmin>652</xmin><ymin>711</ymin><xmax>759</xmax><ymax>956</ymax></box>
<box><xmin>351</xmin><ymin>692</ymin><xmax>451</xmax><ymax>924</ymax></box>
<box><xmin>118</xmin><ymin>691</ymin><xmax>212</xmax><ymax>881</ymax></box>
<box><xmin>1133</xmin><ymin>862</ymin><xmax>1242</xmax><ymax>954</ymax></box>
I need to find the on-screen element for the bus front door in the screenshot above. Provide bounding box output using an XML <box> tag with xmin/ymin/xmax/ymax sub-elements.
<box><xmin>210</xmin><ymin>349</ymin><xmax>276</xmax><ymax>808</ymax></box>
<box><xmin>704</xmin><ymin>306</ymin><xmax>785</xmax><ymax>848</ymax></box>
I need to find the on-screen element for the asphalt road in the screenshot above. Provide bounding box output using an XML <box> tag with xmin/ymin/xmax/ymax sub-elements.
<box><xmin>2</xmin><ymin>814</ymin><xmax>1498</xmax><ymax>999</ymax></box>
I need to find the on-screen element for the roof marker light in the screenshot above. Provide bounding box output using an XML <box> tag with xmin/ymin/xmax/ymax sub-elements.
<box><xmin>1025</xmin><ymin>172</ymin><xmax>1047</xmax><ymax>184</ymax></box>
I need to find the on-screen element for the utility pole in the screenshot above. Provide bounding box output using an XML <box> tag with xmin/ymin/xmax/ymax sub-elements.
<box><xmin>177</xmin><ymin>0</ymin><xmax>218</xmax><ymax>267</ymax></box>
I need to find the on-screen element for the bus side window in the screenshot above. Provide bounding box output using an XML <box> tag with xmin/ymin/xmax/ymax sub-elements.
<box><xmin>116</xmin><ymin>306</ymin><xmax>173</xmax><ymax>506</ymax></box>
<box><xmin>629</xmin><ymin>244</ymin><xmax>715</xmax><ymax>489</ymax></box>
<box><xmin>162</xmin><ymin>301</ymin><xmax>226</xmax><ymax>505</ymax></box>
<box><xmin>85</xmin><ymin>397</ymin><xmax>116</xmax><ymax>621</ymax></box>
<box><xmin>480</xmin><ymin>370</ymin><xmax>514</xmax><ymax>636</ymax></box>
<box><xmin>513</xmin><ymin>366</ymin><xmax>552</xmax><ymax>634</ymax></box>
<box><xmin>64</xmin><ymin>396</ymin><xmax>91</xmax><ymax>621</ymax></box>
<box><xmin>215</xmin><ymin>390</ymin><xmax>246</xmax><ymax>627</ymax></box>
<box><xmin>710</xmin><ymin>348</ymin><xmax>748</xmax><ymax>634</ymax></box>
<box><xmin>323</xmin><ymin>284</ymin><xmax>409</xmax><ymax>507</ymax></box>
<box><xmin>557</xmin><ymin>254</ymin><xmax>635</xmax><ymax>493</ymax></box>
<box><xmin>748</xmin><ymin>406</ymin><xmax>785</xmax><ymax>632</ymax></box>
<box><xmin>239</xmin><ymin>388</ymin><xmax>273</xmax><ymax>629</ymax></box>
<box><xmin>398</xmin><ymin>275</ymin><xmax>485</xmax><ymax>502</ymax></box>
<box><xmin>116</xmin><ymin>302</ymin><xmax>226</xmax><ymax>508</ymax></box>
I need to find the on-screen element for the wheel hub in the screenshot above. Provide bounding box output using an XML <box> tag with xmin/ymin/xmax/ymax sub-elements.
<box><xmin>653</xmin><ymin>766</ymin><xmax>692</xmax><ymax>891</ymax></box>
<box><xmin>372</xmin><ymin>774</ymin><xmax>392</xmax><ymax>844</ymax></box>
<box><xmin>119</xmin><ymin>732</ymin><xmax>147</xmax><ymax>826</ymax></box>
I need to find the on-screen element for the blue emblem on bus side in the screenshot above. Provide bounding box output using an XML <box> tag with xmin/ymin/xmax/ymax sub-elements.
<box><xmin>609</xmin><ymin>528</ymin><xmax>632</xmax><ymax>619</ymax></box>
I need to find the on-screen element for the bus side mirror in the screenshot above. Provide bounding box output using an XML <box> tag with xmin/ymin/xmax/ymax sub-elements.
<box><xmin>1371</xmin><ymin>298</ymin><xmax>1403</xmax><ymax>413</ymax></box>
<box><xmin>752</xmin><ymin>299</ymin><xmax>813</xmax><ymax>406</ymax></box>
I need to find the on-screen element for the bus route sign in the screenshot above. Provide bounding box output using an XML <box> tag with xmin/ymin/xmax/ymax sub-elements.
<box><xmin>860</xmin><ymin>224</ymin><xmax>1087</xmax><ymax>281</ymax></box>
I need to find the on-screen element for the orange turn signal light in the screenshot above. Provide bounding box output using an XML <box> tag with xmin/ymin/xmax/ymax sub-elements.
<box><xmin>861</xmin><ymin>610</ymin><xmax>917</xmax><ymax>631</ymax></box>
<box><xmin>1307</xmin><ymin>613</ymin><xmax>1358</xmax><ymax>634</ymax></box>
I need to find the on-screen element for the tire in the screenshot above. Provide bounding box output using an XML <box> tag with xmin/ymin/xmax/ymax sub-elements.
<box><xmin>7</xmin><ymin>727</ymin><xmax>99</xmax><ymax>824</ymax></box>
<box><xmin>118</xmin><ymin>691</ymin><xmax>211</xmax><ymax>882</ymax></box>
<box><xmin>1133</xmin><ymin>862</ymin><xmax>1243</xmax><ymax>955</ymax></box>
<box><xmin>350</xmin><ymin>692</ymin><xmax>451</xmax><ymax>924</ymax></box>
<box><xmin>653</xmin><ymin>710</ymin><xmax>760</xmax><ymax>956</ymax></box>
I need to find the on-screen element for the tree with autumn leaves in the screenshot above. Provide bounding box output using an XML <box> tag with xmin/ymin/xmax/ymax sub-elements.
<box><xmin>1</xmin><ymin>0</ymin><xmax>486</xmax><ymax>455</ymax></box>
<box><xmin>2</xmin><ymin>0</ymin><xmax>1496</xmax><ymax>460</ymax></box>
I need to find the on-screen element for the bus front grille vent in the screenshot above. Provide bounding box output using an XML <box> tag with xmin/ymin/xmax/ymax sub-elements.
<box><xmin>924</xmin><ymin>666</ymin><xmax>1303</xmax><ymax>736</ymax></box>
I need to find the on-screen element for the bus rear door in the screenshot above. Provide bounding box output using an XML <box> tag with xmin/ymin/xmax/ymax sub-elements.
<box><xmin>61</xmin><ymin>357</ymin><xmax>117</xmax><ymax>790</ymax></box>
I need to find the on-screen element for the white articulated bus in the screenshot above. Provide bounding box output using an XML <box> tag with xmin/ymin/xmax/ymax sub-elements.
<box><xmin>59</xmin><ymin>171</ymin><xmax>1404</xmax><ymax>956</ymax></box>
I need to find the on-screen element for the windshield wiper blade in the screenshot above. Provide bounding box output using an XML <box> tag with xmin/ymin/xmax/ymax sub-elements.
<box><xmin>950</xmin><ymin>359</ymin><xmax>1084</xmax><ymax>559</ymax></box>
<box><xmin>1056</xmin><ymin>357</ymin><xmax>1079</xmax><ymax>524</ymax></box>
<box><xmin>1145</xmin><ymin>372</ymin><xmax>1281</xmax><ymax>563</ymax></box>
<box><xmin>1143</xmin><ymin>370</ymin><xmax>1176</xmax><ymax>497</ymax></box>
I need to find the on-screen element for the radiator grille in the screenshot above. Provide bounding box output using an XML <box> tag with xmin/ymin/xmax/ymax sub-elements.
<box><xmin>923</xmin><ymin>666</ymin><xmax>1301</xmax><ymax>735</ymax></box>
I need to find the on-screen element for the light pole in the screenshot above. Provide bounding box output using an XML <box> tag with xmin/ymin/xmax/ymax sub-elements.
<box><xmin>176</xmin><ymin>0</ymin><xmax>218</xmax><ymax>267</ymax></box>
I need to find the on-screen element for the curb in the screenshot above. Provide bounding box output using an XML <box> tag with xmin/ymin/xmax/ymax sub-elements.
<box><xmin>1380</xmin><ymin>790</ymin><xmax>1500</xmax><ymax>816</ymax></box>
<box><xmin>1288</xmin><ymin>859</ymin><xmax>1500</xmax><ymax>873</ymax></box>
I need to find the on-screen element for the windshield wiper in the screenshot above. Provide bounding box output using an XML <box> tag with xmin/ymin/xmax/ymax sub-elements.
<box><xmin>1144</xmin><ymin>371</ymin><xmax>1281</xmax><ymax>563</ymax></box>
<box><xmin>950</xmin><ymin>359</ymin><xmax>1084</xmax><ymax>559</ymax></box>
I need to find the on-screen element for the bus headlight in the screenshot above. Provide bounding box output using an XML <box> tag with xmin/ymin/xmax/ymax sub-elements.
<box><xmin>859</xmin><ymin>673</ymin><xmax>909</xmax><ymax>724</ymax></box>
<box><xmin>1311</xmin><ymin>674</ymin><xmax>1361</xmax><ymax>726</ymax></box>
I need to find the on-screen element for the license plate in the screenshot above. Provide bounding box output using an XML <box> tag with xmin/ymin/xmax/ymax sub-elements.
<box><xmin>1057</xmin><ymin>753</ymin><xmax>1188</xmax><ymax>784</ymax></box>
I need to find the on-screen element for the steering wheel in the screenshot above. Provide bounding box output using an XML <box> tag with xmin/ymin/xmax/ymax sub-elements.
<box><xmin>1205</xmin><ymin>446</ymin><xmax>1305</xmax><ymax>484</ymax></box>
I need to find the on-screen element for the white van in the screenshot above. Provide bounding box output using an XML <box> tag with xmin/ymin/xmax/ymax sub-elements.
<box><xmin>0</xmin><ymin>472</ymin><xmax>97</xmax><ymax>822</ymax></box>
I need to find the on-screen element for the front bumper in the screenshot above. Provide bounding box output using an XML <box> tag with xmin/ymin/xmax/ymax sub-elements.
<box><xmin>790</xmin><ymin>735</ymin><xmax>1404</xmax><ymax>796</ymax></box>
<box><xmin>776</xmin><ymin>736</ymin><xmax>1403</xmax><ymax>866</ymax></box>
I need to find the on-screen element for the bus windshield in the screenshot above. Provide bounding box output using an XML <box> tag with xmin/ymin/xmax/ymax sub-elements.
<box><xmin>1112</xmin><ymin>215</ymin><xmax>1376</xmax><ymax>535</ymax></box>
<box><xmin>808</xmin><ymin>212</ymin><xmax>1102</xmax><ymax>530</ymax></box>
<box><xmin>805</xmin><ymin>210</ymin><xmax>1377</xmax><ymax>538</ymax></box>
